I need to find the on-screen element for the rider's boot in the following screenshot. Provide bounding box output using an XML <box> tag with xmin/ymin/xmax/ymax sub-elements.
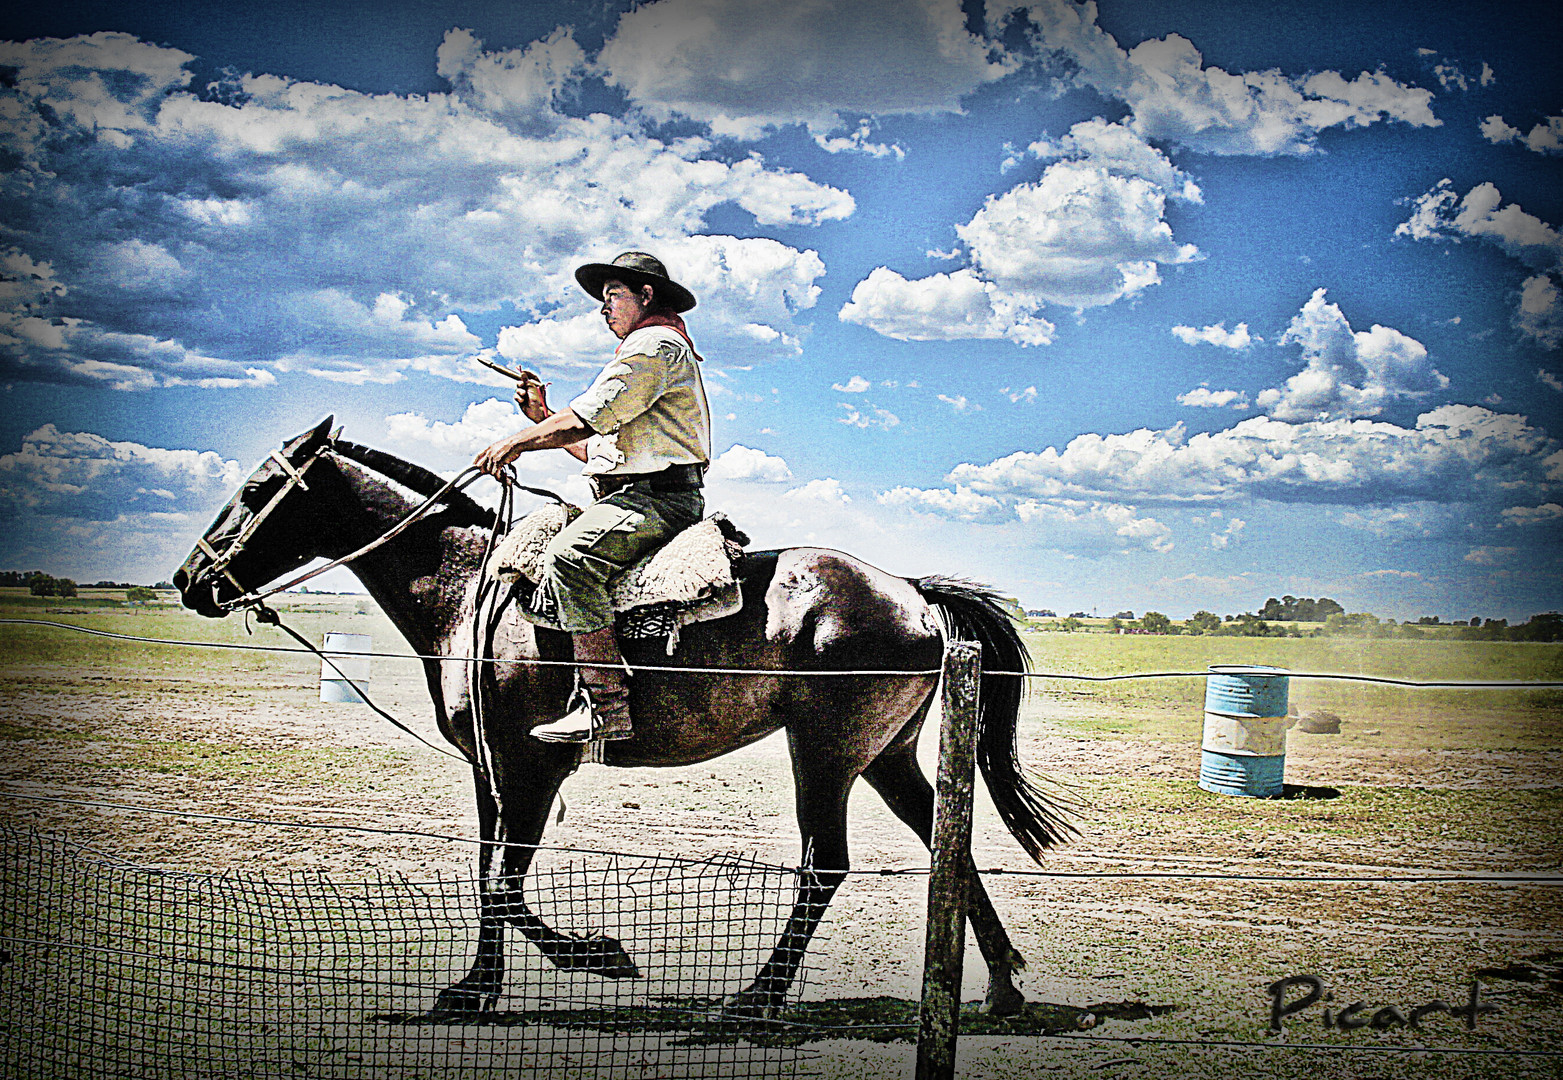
<box><xmin>530</xmin><ymin>625</ymin><xmax>633</xmax><ymax>742</ymax></box>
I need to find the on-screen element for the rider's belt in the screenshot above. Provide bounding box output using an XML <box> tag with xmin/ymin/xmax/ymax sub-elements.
<box><xmin>590</xmin><ymin>463</ymin><xmax>705</xmax><ymax>499</ymax></box>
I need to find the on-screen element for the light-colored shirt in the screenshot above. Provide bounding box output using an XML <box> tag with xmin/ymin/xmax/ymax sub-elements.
<box><xmin>569</xmin><ymin>325</ymin><xmax>711</xmax><ymax>477</ymax></box>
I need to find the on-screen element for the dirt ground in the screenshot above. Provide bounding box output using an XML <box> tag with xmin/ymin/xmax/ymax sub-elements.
<box><xmin>2</xmin><ymin>617</ymin><xmax>1561</xmax><ymax>1079</ymax></box>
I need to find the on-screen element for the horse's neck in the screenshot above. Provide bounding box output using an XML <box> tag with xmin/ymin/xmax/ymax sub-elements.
<box><xmin>329</xmin><ymin>460</ymin><xmax>484</xmax><ymax>655</ymax></box>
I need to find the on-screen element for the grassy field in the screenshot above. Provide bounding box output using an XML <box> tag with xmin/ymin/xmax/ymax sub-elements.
<box><xmin>1</xmin><ymin>587</ymin><xmax>1561</xmax><ymax>1078</ymax></box>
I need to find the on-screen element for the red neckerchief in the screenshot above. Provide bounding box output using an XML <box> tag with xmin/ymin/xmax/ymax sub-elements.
<box><xmin>620</xmin><ymin>312</ymin><xmax>703</xmax><ymax>362</ymax></box>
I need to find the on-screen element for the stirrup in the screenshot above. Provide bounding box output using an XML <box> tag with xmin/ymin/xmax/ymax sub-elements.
<box><xmin>530</xmin><ymin>688</ymin><xmax>633</xmax><ymax>744</ymax></box>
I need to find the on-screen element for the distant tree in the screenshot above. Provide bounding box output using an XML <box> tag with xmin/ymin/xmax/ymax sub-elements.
<box><xmin>126</xmin><ymin>586</ymin><xmax>158</xmax><ymax>604</ymax></box>
<box><xmin>28</xmin><ymin>574</ymin><xmax>56</xmax><ymax>597</ymax></box>
<box><xmin>1113</xmin><ymin>610</ymin><xmax>1134</xmax><ymax>621</ymax></box>
<box><xmin>1315</xmin><ymin>598</ymin><xmax>1345</xmax><ymax>619</ymax></box>
<box><xmin>1140</xmin><ymin>611</ymin><xmax>1172</xmax><ymax>634</ymax></box>
<box><xmin>1106</xmin><ymin>617</ymin><xmax>1122</xmax><ymax>632</ymax></box>
<box><xmin>1060</xmin><ymin>616</ymin><xmax>1083</xmax><ymax>633</ymax></box>
<box><xmin>153</xmin><ymin>581</ymin><xmax>174</xmax><ymax>590</ymax></box>
<box><xmin>1186</xmin><ymin>610</ymin><xmax>1222</xmax><ymax>635</ymax></box>
<box><xmin>55</xmin><ymin>578</ymin><xmax>76</xmax><ymax>598</ymax></box>
<box><xmin>1510</xmin><ymin>612</ymin><xmax>1563</xmax><ymax>643</ymax></box>
<box><xmin>1068</xmin><ymin>611</ymin><xmax>1089</xmax><ymax>619</ymax></box>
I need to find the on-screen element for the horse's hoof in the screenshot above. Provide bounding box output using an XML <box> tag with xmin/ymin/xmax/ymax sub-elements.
<box><xmin>717</xmin><ymin>987</ymin><xmax>783</xmax><ymax>1021</ymax></box>
<box><xmin>428</xmin><ymin>984</ymin><xmax>497</xmax><ymax>1017</ymax></box>
<box><xmin>537</xmin><ymin>934</ymin><xmax>642</xmax><ymax>979</ymax></box>
<box><xmin>980</xmin><ymin>982</ymin><xmax>1026</xmax><ymax>1017</ymax></box>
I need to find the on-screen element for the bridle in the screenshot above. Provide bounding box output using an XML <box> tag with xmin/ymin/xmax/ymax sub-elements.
<box><xmin>194</xmin><ymin>442</ymin><xmax>332</xmax><ymax>604</ymax></box>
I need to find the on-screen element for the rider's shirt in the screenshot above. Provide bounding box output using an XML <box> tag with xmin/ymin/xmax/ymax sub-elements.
<box><xmin>569</xmin><ymin>325</ymin><xmax>711</xmax><ymax>477</ymax></box>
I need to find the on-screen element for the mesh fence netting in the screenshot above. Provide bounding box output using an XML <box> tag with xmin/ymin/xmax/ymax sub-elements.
<box><xmin>0</xmin><ymin>825</ymin><xmax>817</xmax><ymax>1079</ymax></box>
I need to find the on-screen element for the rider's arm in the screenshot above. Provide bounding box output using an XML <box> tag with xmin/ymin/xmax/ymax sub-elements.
<box><xmin>474</xmin><ymin>407</ymin><xmax>591</xmax><ymax>476</ymax></box>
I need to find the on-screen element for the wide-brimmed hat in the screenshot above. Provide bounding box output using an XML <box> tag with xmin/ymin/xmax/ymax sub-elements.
<box><xmin>574</xmin><ymin>251</ymin><xmax>696</xmax><ymax>313</ymax></box>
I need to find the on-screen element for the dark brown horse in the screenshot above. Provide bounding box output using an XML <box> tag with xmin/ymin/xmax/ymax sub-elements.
<box><xmin>173</xmin><ymin>418</ymin><xmax>1071</xmax><ymax>1016</ymax></box>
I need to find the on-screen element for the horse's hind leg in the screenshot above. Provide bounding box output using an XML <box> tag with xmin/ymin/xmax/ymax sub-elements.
<box><xmin>726</xmin><ymin>753</ymin><xmax>855</xmax><ymax>1017</ymax></box>
<box><xmin>862</xmin><ymin>744</ymin><xmax>1028</xmax><ymax>1016</ymax></box>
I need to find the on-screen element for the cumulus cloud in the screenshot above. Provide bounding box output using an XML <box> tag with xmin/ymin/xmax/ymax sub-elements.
<box><xmin>707</xmin><ymin>444</ymin><xmax>792</xmax><ymax>482</ymax></box>
<box><xmin>945</xmin><ymin>404</ymin><xmax>1556</xmax><ymax>510</ymax></box>
<box><xmin>841</xmin><ymin>121</ymin><xmax>1195</xmax><ymax>342</ymax></box>
<box><xmin>1517</xmin><ymin>276</ymin><xmax>1563</xmax><ymax>350</ymax></box>
<box><xmin>1209</xmin><ymin>516</ymin><xmax>1245</xmax><ymax>549</ymax></box>
<box><xmin>999</xmin><ymin>0</ymin><xmax>1438</xmax><ymax>156</ymax></box>
<box><xmin>1398</xmin><ymin>180</ymin><xmax>1563</xmax><ymax>269</ymax></box>
<box><xmin>1172</xmin><ymin>322</ymin><xmax>1256</xmax><ymax>349</ymax></box>
<box><xmin>839</xmin><ymin>268</ymin><xmax>1056</xmax><ymax>345</ymax></box>
<box><xmin>1481</xmin><ymin>114</ymin><xmax>1563</xmax><ymax>155</ymax></box>
<box><xmin>1178</xmin><ymin>386</ymin><xmax>1251</xmax><ymax>409</ymax></box>
<box><xmin>1500</xmin><ymin>503</ymin><xmax>1563</xmax><ymax>527</ymax></box>
<box><xmin>597</xmin><ymin>0</ymin><xmax>1013</xmax><ymax>139</ymax></box>
<box><xmin>1256</xmin><ymin>289</ymin><xmax>1448</xmax><ymax>420</ymax></box>
<box><xmin>838</xmin><ymin>402</ymin><xmax>901</xmax><ymax>430</ymax></box>
<box><xmin>1014</xmin><ymin>499</ymin><xmax>1174</xmax><ymax>554</ymax></box>
<box><xmin>0</xmin><ymin>424</ymin><xmax>246</xmax><ymax>581</ymax></box>
<box><xmin>1539</xmin><ymin>368</ymin><xmax>1563</xmax><ymax>393</ymax></box>
<box><xmin>1399</xmin><ymin>180</ymin><xmax>1563</xmax><ymax>349</ymax></box>
<box><xmin>1465</xmin><ymin>545</ymin><xmax>1516</xmax><ymax>565</ymax></box>
<box><xmin>878</xmin><ymin>485</ymin><xmax>1007</xmax><ymax>523</ymax></box>
<box><xmin>0</xmin><ymin>30</ymin><xmax>850</xmax><ymax>390</ymax></box>
<box><xmin>783</xmin><ymin>477</ymin><xmax>850</xmax><ymax>505</ymax></box>
<box><xmin>832</xmin><ymin>375</ymin><xmax>871</xmax><ymax>393</ymax></box>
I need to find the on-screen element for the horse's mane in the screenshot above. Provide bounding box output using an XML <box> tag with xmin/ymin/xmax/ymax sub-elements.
<box><xmin>334</xmin><ymin>441</ymin><xmax>493</xmax><ymax>527</ymax></box>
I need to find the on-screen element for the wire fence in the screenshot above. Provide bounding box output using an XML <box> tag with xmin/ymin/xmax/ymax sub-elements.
<box><xmin>0</xmin><ymin>824</ymin><xmax>816</xmax><ymax>1080</ymax></box>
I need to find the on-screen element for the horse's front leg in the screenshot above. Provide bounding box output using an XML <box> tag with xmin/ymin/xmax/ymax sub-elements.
<box><xmin>431</xmin><ymin>766</ymin><xmax>508</xmax><ymax>1014</ymax></box>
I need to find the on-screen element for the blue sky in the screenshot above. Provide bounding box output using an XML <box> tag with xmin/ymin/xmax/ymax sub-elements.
<box><xmin>1</xmin><ymin>0</ymin><xmax>1559</xmax><ymax>621</ymax></box>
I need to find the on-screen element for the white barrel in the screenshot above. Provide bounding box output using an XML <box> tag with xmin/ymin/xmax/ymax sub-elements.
<box><xmin>319</xmin><ymin>632</ymin><xmax>371</xmax><ymax>703</ymax></box>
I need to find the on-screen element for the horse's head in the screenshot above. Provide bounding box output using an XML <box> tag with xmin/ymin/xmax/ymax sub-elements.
<box><xmin>174</xmin><ymin>417</ymin><xmax>338</xmax><ymax>617</ymax></box>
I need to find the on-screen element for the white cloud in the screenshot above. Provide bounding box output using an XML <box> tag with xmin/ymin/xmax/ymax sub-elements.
<box><xmin>1539</xmin><ymin>367</ymin><xmax>1563</xmax><ymax>392</ymax></box>
<box><xmin>1178</xmin><ymin>386</ymin><xmax>1251</xmax><ymax>409</ymax></box>
<box><xmin>937</xmin><ymin>394</ymin><xmax>979</xmax><ymax>412</ymax></box>
<box><xmin>1481</xmin><ymin>114</ymin><xmax>1563</xmax><ymax>155</ymax></box>
<box><xmin>839</xmin><ymin>268</ymin><xmax>1055</xmax><ymax>345</ymax></box>
<box><xmin>1518</xmin><ymin>277</ymin><xmax>1563</xmax><ymax>350</ymax></box>
<box><xmin>1397</xmin><ymin>180</ymin><xmax>1563</xmax><ymax>270</ymax></box>
<box><xmin>946</xmin><ymin>404</ymin><xmax>1556</xmax><ymax>509</ymax></box>
<box><xmin>1256</xmin><ymin>289</ymin><xmax>1448</xmax><ymax>420</ymax></box>
<box><xmin>832</xmin><ymin>375</ymin><xmax>871</xmax><ymax>393</ymax></box>
<box><xmin>1209</xmin><ymin>516</ymin><xmax>1245</xmax><ymax>549</ymax></box>
<box><xmin>1399</xmin><ymin>181</ymin><xmax>1563</xmax><ymax>349</ymax></box>
<box><xmin>1001</xmin><ymin>1</ymin><xmax>1439</xmax><ymax>156</ymax></box>
<box><xmin>707</xmin><ymin>444</ymin><xmax>793</xmax><ymax>482</ymax></box>
<box><xmin>597</xmin><ymin>0</ymin><xmax>1013</xmax><ymax>138</ymax></box>
<box><xmin>0</xmin><ymin>31</ymin><xmax>850</xmax><ymax>389</ymax></box>
<box><xmin>1014</xmin><ymin>499</ymin><xmax>1174</xmax><ymax>554</ymax></box>
<box><xmin>1464</xmin><ymin>545</ymin><xmax>1516</xmax><ymax>565</ymax></box>
<box><xmin>837</xmin><ymin>403</ymin><xmax>901</xmax><ymax>430</ymax></box>
<box><xmin>783</xmin><ymin>478</ymin><xmax>850</xmax><ymax>505</ymax></box>
<box><xmin>841</xmin><ymin>121</ymin><xmax>1195</xmax><ymax>342</ymax></box>
<box><xmin>1171</xmin><ymin>321</ymin><xmax>1256</xmax><ymax>349</ymax></box>
<box><xmin>1500</xmin><ymin>503</ymin><xmax>1563</xmax><ymax>527</ymax></box>
<box><xmin>878</xmin><ymin>485</ymin><xmax>1007</xmax><ymax>523</ymax></box>
<box><xmin>1004</xmin><ymin>385</ymin><xmax>1038</xmax><ymax>404</ymax></box>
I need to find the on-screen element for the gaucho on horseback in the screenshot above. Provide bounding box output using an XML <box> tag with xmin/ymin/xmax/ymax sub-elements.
<box><xmin>474</xmin><ymin>251</ymin><xmax>711</xmax><ymax>744</ymax></box>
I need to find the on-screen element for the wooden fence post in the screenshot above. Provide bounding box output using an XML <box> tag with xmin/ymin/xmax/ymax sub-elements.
<box><xmin>916</xmin><ymin>639</ymin><xmax>982</xmax><ymax>1080</ymax></box>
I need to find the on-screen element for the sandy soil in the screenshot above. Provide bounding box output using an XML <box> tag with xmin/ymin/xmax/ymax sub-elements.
<box><xmin>3</xmin><ymin>656</ymin><xmax>1561</xmax><ymax>1079</ymax></box>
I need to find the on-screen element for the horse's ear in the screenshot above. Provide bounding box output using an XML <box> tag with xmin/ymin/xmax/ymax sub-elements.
<box><xmin>307</xmin><ymin>415</ymin><xmax>334</xmax><ymax>448</ymax></box>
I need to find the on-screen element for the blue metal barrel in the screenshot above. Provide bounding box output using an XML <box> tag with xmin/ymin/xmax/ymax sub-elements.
<box><xmin>1199</xmin><ymin>665</ymin><xmax>1291</xmax><ymax>797</ymax></box>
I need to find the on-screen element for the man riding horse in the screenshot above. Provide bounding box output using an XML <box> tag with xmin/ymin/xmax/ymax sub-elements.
<box><xmin>474</xmin><ymin>252</ymin><xmax>711</xmax><ymax>744</ymax></box>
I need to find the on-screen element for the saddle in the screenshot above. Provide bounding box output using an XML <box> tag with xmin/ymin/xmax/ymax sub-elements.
<box><xmin>487</xmin><ymin>504</ymin><xmax>749</xmax><ymax>652</ymax></box>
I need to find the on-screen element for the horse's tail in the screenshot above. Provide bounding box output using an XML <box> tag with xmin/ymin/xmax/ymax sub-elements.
<box><xmin>913</xmin><ymin>576</ymin><xmax>1076</xmax><ymax>861</ymax></box>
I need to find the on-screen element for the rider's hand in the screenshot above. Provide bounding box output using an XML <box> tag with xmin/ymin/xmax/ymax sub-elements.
<box><xmin>473</xmin><ymin>436</ymin><xmax>519</xmax><ymax>478</ymax></box>
<box><xmin>514</xmin><ymin>371</ymin><xmax>550</xmax><ymax>424</ymax></box>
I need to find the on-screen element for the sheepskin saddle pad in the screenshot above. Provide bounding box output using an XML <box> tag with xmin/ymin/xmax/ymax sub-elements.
<box><xmin>487</xmin><ymin>503</ymin><xmax>749</xmax><ymax>652</ymax></box>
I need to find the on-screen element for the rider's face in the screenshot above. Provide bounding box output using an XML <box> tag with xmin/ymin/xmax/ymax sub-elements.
<box><xmin>601</xmin><ymin>280</ymin><xmax>651</xmax><ymax>340</ymax></box>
